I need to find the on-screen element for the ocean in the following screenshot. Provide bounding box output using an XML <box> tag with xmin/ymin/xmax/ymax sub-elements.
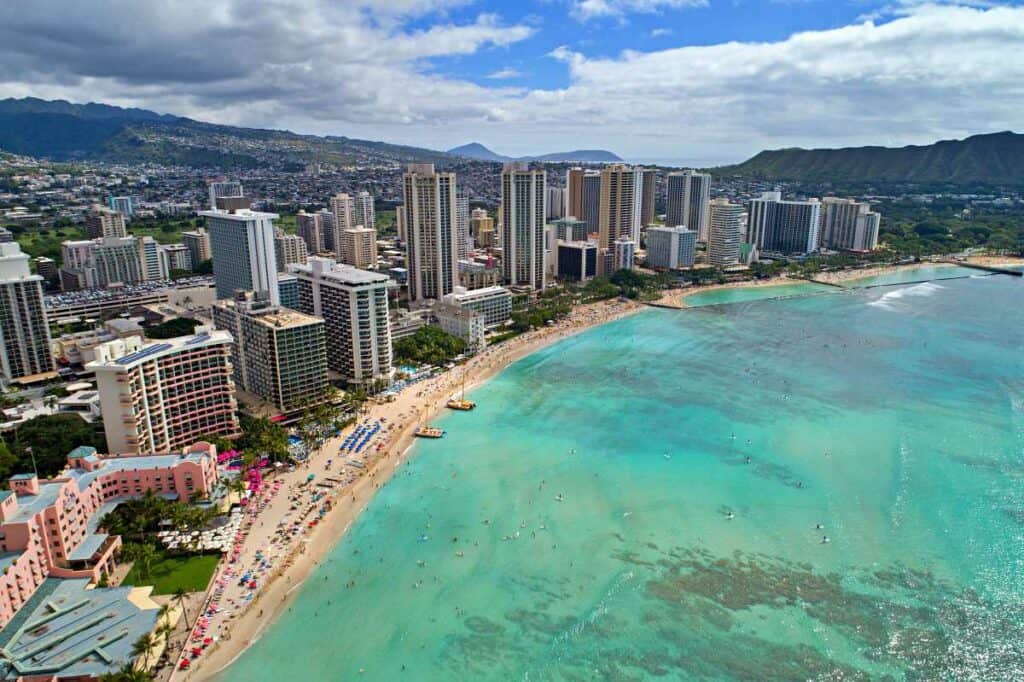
<box><xmin>219</xmin><ymin>266</ymin><xmax>1023</xmax><ymax>681</ymax></box>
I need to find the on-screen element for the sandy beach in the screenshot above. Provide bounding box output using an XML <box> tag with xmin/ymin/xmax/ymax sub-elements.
<box><xmin>178</xmin><ymin>296</ymin><xmax>642</xmax><ymax>680</ymax></box>
<box><xmin>652</xmin><ymin>255</ymin><xmax>1024</xmax><ymax>309</ymax></box>
<box><xmin>176</xmin><ymin>253</ymin><xmax>1024</xmax><ymax>679</ymax></box>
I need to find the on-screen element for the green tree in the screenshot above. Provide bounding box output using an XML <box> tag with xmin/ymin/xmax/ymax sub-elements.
<box><xmin>4</xmin><ymin>413</ymin><xmax>103</xmax><ymax>478</ymax></box>
<box><xmin>237</xmin><ymin>415</ymin><xmax>290</xmax><ymax>463</ymax></box>
<box><xmin>130</xmin><ymin>633</ymin><xmax>156</xmax><ymax>670</ymax></box>
<box><xmin>173</xmin><ymin>586</ymin><xmax>190</xmax><ymax>629</ymax></box>
<box><xmin>393</xmin><ymin>326</ymin><xmax>467</xmax><ymax>365</ymax></box>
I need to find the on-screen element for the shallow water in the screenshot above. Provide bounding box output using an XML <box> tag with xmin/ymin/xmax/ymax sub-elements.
<box><xmin>683</xmin><ymin>282</ymin><xmax>833</xmax><ymax>307</ymax></box>
<box><xmin>221</xmin><ymin>271</ymin><xmax>1024</xmax><ymax>681</ymax></box>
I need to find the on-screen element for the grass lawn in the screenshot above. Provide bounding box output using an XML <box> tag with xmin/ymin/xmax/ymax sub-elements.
<box><xmin>123</xmin><ymin>552</ymin><xmax>221</xmax><ymax>595</ymax></box>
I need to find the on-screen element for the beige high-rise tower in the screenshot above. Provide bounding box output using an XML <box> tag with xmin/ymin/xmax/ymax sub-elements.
<box><xmin>566</xmin><ymin>167</ymin><xmax>585</xmax><ymax>220</ymax></box>
<box><xmin>403</xmin><ymin>164</ymin><xmax>459</xmax><ymax>303</ymax></box>
<box><xmin>339</xmin><ymin>226</ymin><xmax>378</xmax><ymax>269</ymax></box>
<box><xmin>500</xmin><ymin>163</ymin><xmax>546</xmax><ymax>290</ymax></box>
<box><xmin>597</xmin><ymin>164</ymin><xmax>643</xmax><ymax>273</ymax></box>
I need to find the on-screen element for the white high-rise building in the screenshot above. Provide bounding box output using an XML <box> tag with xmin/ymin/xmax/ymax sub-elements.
<box><xmin>500</xmin><ymin>163</ymin><xmax>547</xmax><ymax>290</ymax></box>
<box><xmin>821</xmin><ymin>198</ymin><xmax>881</xmax><ymax>252</ymax></box>
<box><xmin>403</xmin><ymin>164</ymin><xmax>458</xmax><ymax>303</ymax></box>
<box><xmin>289</xmin><ymin>258</ymin><xmax>393</xmax><ymax>386</ymax></box>
<box><xmin>201</xmin><ymin>209</ymin><xmax>280</xmax><ymax>304</ymax></box>
<box><xmin>353</xmin><ymin>191</ymin><xmax>376</xmax><ymax>232</ymax></box>
<box><xmin>645</xmin><ymin>226</ymin><xmax>696</xmax><ymax>270</ymax></box>
<box><xmin>598</xmin><ymin>164</ymin><xmax>643</xmax><ymax>274</ymax></box>
<box><xmin>455</xmin><ymin>190</ymin><xmax>470</xmax><ymax>259</ymax></box>
<box><xmin>59</xmin><ymin>236</ymin><xmax>148</xmax><ymax>290</ymax></box>
<box><xmin>613</xmin><ymin>238</ymin><xmax>635</xmax><ymax>271</ymax></box>
<box><xmin>0</xmin><ymin>242</ymin><xmax>53</xmax><ymax>381</ymax></box>
<box><xmin>666</xmin><ymin>171</ymin><xmax>711</xmax><ymax>240</ymax></box>
<box><xmin>708</xmin><ymin>199</ymin><xmax>745</xmax><ymax>267</ymax></box>
<box><xmin>546</xmin><ymin>186</ymin><xmax>566</xmax><ymax>221</ymax></box>
<box><xmin>137</xmin><ymin>236</ymin><xmax>167</xmax><ymax>281</ymax></box>
<box><xmin>746</xmin><ymin>192</ymin><xmax>821</xmax><ymax>254</ymax></box>
<box><xmin>208</xmin><ymin>180</ymin><xmax>244</xmax><ymax>210</ymax></box>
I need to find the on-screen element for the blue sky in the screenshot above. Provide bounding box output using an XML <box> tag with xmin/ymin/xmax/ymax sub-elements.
<box><xmin>1</xmin><ymin>0</ymin><xmax>1022</xmax><ymax>165</ymax></box>
<box><xmin>424</xmin><ymin>0</ymin><xmax>899</xmax><ymax>90</ymax></box>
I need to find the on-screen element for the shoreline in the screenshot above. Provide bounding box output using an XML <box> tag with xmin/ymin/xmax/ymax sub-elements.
<box><xmin>181</xmin><ymin>253</ymin><xmax>1023</xmax><ymax>680</ymax></box>
<box><xmin>660</xmin><ymin>256</ymin><xmax>1024</xmax><ymax>308</ymax></box>
<box><xmin>183</xmin><ymin>297</ymin><xmax>643</xmax><ymax>680</ymax></box>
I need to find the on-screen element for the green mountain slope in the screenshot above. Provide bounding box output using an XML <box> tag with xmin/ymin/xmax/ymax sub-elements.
<box><xmin>0</xmin><ymin>97</ymin><xmax>450</xmax><ymax>168</ymax></box>
<box><xmin>717</xmin><ymin>132</ymin><xmax>1024</xmax><ymax>185</ymax></box>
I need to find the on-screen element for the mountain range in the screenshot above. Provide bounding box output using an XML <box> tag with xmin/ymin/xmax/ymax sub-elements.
<box><xmin>0</xmin><ymin>98</ymin><xmax>1020</xmax><ymax>185</ymax></box>
<box><xmin>0</xmin><ymin>97</ymin><xmax>453</xmax><ymax>169</ymax></box>
<box><xmin>716</xmin><ymin>132</ymin><xmax>1024</xmax><ymax>185</ymax></box>
<box><xmin>446</xmin><ymin>142</ymin><xmax>622</xmax><ymax>164</ymax></box>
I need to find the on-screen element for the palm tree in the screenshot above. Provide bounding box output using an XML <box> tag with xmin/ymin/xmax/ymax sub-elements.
<box><xmin>131</xmin><ymin>633</ymin><xmax>155</xmax><ymax>670</ymax></box>
<box><xmin>155</xmin><ymin>603</ymin><xmax>172</xmax><ymax>651</ymax></box>
<box><xmin>173</xmin><ymin>587</ymin><xmax>190</xmax><ymax>629</ymax></box>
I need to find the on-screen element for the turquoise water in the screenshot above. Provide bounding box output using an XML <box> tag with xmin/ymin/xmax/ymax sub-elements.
<box><xmin>842</xmin><ymin>264</ymin><xmax>981</xmax><ymax>288</ymax></box>
<box><xmin>221</xmin><ymin>271</ymin><xmax>1024</xmax><ymax>681</ymax></box>
<box><xmin>684</xmin><ymin>282</ymin><xmax>833</xmax><ymax>307</ymax></box>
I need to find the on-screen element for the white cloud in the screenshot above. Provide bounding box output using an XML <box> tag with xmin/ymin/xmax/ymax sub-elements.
<box><xmin>571</xmin><ymin>0</ymin><xmax>708</xmax><ymax>22</ymax></box>
<box><xmin>0</xmin><ymin>2</ymin><xmax>1021</xmax><ymax>162</ymax></box>
<box><xmin>650</xmin><ymin>28</ymin><xmax>673</xmax><ymax>37</ymax></box>
<box><xmin>486</xmin><ymin>68</ymin><xmax>524</xmax><ymax>79</ymax></box>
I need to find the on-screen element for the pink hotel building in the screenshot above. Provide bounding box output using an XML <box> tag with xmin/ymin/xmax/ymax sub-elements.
<box><xmin>0</xmin><ymin>443</ymin><xmax>219</xmax><ymax>627</ymax></box>
<box><xmin>88</xmin><ymin>330</ymin><xmax>240</xmax><ymax>455</ymax></box>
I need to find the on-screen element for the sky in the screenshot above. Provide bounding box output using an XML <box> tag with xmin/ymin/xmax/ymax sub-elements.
<box><xmin>0</xmin><ymin>0</ymin><xmax>1022</xmax><ymax>165</ymax></box>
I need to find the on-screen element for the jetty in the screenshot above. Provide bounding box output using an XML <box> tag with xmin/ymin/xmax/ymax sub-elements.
<box><xmin>944</xmin><ymin>260</ymin><xmax>1022</xmax><ymax>277</ymax></box>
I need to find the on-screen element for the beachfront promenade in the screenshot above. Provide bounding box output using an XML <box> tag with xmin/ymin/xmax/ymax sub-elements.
<box><xmin>175</xmin><ymin>296</ymin><xmax>641</xmax><ymax>679</ymax></box>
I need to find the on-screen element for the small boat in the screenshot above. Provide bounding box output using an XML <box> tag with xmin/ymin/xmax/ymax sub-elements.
<box><xmin>447</xmin><ymin>370</ymin><xmax>476</xmax><ymax>410</ymax></box>
<box><xmin>415</xmin><ymin>426</ymin><xmax>445</xmax><ymax>439</ymax></box>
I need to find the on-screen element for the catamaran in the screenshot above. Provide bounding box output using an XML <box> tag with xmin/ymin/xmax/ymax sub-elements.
<box><xmin>446</xmin><ymin>367</ymin><xmax>476</xmax><ymax>411</ymax></box>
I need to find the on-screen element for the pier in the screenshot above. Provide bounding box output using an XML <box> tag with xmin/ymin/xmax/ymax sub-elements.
<box><xmin>943</xmin><ymin>260</ymin><xmax>1023</xmax><ymax>277</ymax></box>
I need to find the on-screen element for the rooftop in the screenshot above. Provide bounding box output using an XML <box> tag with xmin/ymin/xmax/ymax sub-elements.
<box><xmin>86</xmin><ymin>330</ymin><xmax>232</xmax><ymax>370</ymax></box>
<box><xmin>0</xmin><ymin>579</ymin><xmax>159</xmax><ymax>680</ymax></box>
<box><xmin>290</xmin><ymin>257</ymin><xmax>391</xmax><ymax>286</ymax></box>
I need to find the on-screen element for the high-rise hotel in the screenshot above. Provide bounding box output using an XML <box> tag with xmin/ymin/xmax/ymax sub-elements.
<box><xmin>666</xmin><ymin>170</ymin><xmax>712</xmax><ymax>241</ymax></box>
<box><xmin>289</xmin><ymin>258</ymin><xmax>393</xmax><ymax>387</ymax></box>
<box><xmin>747</xmin><ymin>192</ymin><xmax>822</xmax><ymax>255</ymax></box>
<box><xmin>597</xmin><ymin>164</ymin><xmax>643</xmax><ymax>273</ymax></box>
<box><xmin>403</xmin><ymin>164</ymin><xmax>459</xmax><ymax>303</ymax></box>
<box><xmin>708</xmin><ymin>199</ymin><xmax>745</xmax><ymax>267</ymax></box>
<box><xmin>821</xmin><ymin>198</ymin><xmax>881</xmax><ymax>252</ymax></box>
<box><xmin>500</xmin><ymin>163</ymin><xmax>547</xmax><ymax>290</ymax></box>
<box><xmin>0</xmin><ymin>243</ymin><xmax>53</xmax><ymax>382</ymax></box>
<box><xmin>201</xmin><ymin>208</ymin><xmax>280</xmax><ymax>304</ymax></box>
<box><xmin>89</xmin><ymin>330</ymin><xmax>240</xmax><ymax>454</ymax></box>
<box><xmin>212</xmin><ymin>292</ymin><xmax>329</xmax><ymax>411</ymax></box>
